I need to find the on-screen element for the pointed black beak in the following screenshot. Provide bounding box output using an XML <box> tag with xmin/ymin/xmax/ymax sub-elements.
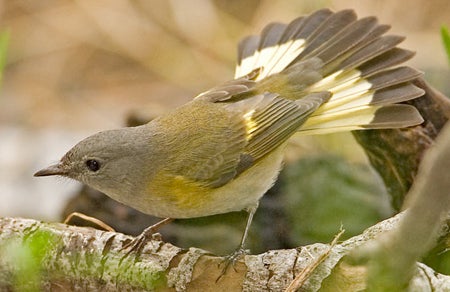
<box><xmin>34</xmin><ymin>163</ymin><xmax>67</xmax><ymax>177</ymax></box>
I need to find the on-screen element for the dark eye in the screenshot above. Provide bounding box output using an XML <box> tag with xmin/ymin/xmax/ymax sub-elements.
<box><xmin>85</xmin><ymin>159</ymin><xmax>100</xmax><ymax>172</ymax></box>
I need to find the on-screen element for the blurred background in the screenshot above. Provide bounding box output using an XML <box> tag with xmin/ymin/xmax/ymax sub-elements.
<box><xmin>0</xmin><ymin>0</ymin><xmax>449</xmax><ymax>256</ymax></box>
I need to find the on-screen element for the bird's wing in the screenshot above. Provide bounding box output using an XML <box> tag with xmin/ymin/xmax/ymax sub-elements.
<box><xmin>184</xmin><ymin>78</ymin><xmax>330</xmax><ymax>188</ymax></box>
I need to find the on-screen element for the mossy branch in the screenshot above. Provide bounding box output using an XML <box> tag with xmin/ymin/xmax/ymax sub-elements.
<box><xmin>1</xmin><ymin>213</ymin><xmax>450</xmax><ymax>291</ymax></box>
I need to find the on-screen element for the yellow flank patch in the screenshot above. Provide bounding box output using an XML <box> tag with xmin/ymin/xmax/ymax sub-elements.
<box><xmin>147</xmin><ymin>170</ymin><xmax>211</xmax><ymax>211</ymax></box>
<box><xmin>243</xmin><ymin>110</ymin><xmax>257</xmax><ymax>140</ymax></box>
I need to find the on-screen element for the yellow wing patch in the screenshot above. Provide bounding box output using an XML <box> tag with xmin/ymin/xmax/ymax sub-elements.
<box><xmin>243</xmin><ymin>109</ymin><xmax>257</xmax><ymax>140</ymax></box>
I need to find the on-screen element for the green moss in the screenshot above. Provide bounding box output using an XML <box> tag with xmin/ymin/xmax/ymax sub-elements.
<box><xmin>0</xmin><ymin>229</ymin><xmax>56</xmax><ymax>291</ymax></box>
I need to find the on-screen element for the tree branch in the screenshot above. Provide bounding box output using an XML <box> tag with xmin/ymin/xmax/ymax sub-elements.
<box><xmin>347</xmin><ymin>119</ymin><xmax>450</xmax><ymax>291</ymax></box>
<box><xmin>1</xmin><ymin>214</ymin><xmax>449</xmax><ymax>291</ymax></box>
<box><xmin>353</xmin><ymin>77</ymin><xmax>450</xmax><ymax>209</ymax></box>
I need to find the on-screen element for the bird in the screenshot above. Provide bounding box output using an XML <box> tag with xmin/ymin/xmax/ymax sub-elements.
<box><xmin>34</xmin><ymin>8</ymin><xmax>424</xmax><ymax>260</ymax></box>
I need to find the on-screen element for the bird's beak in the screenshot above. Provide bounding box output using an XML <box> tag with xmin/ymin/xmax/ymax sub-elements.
<box><xmin>34</xmin><ymin>163</ymin><xmax>67</xmax><ymax>177</ymax></box>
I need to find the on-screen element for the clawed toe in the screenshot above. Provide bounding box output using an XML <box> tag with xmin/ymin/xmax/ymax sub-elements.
<box><xmin>217</xmin><ymin>248</ymin><xmax>249</xmax><ymax>281</ymax></box>
<box><xmin>120</xmin><ymin>217</ymin><xmax>173</xmax><ymax>264</ymax></box>
<box><xmin>120</xmin><ymin>233</ymin><xmax>150</xmax><ymax>264</ymax></box>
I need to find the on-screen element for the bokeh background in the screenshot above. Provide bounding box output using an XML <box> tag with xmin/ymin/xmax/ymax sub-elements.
<box><xmin>1</xmin><ymin>0</ymin><xmax>449</xmax><ymax>255</ymax></box>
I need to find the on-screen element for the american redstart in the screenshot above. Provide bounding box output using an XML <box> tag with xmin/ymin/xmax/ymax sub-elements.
<box><xmin>35</xmin><ymin>9</ymin><xmax>424</xmax><ymax>259</ymax></box>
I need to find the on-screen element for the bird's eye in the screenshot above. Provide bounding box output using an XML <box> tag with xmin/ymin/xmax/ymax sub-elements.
<box><xmin>85</xmin><ymin>159</ymin><xmax>100</xmax><ymax>172</ymax></box>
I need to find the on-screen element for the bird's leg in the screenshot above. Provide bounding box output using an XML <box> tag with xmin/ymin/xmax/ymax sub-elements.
<box><xmin>121</xmin><ymin>217</ymin><xmax>174</xmax><ymax>260</ymax></box>
<box><xmin>219</xmin><ymin>203</ymin><xmax>259</xmax><ymax>278</ymax></box>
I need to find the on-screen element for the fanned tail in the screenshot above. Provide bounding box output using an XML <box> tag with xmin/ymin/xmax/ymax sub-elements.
<box><xmin>235</xmin><ymin>9</ymin><xmax>424</xmax><ymax>134</ymax></box>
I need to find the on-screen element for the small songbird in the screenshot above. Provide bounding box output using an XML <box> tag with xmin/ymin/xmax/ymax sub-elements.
<box><xmin>35</xmin><ymin>9</ymin><xmax>424</xmax><ymax>258</ymax></box>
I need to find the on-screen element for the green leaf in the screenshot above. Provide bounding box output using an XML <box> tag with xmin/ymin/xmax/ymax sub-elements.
<box><xmin>0</xmin><ymin>30</ymin><xmax>9</xmax><ymax>86</ymax></box>
<box><xmin>441</xmin><ymin>26</ymin><xmax>450</xmax><ymax>65</ymax></box>
<box><xmin>282</xmin><ymin>155</ymin><xmax>393</xmax><ymax>245</ymax></box>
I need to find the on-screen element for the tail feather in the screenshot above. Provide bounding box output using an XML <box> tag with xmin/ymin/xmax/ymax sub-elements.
<box><xmin>297</xmin><ymin>10</ymin><xmax>359</xmax><ymax>59</ymax></box>
<box><xmin>235</xmin><ymin>9</ymin><xmax>334</xmax><ymax>80</ymax></box>
<box><xmin>308</xmin><ymin>67</ymin><xmax>421</xmax><ymax>111</ymax></box>
<box><xmin>299</xmin><ymin>104</ymin><xmax>422</xmax><ymax>135</ymax></box>
<box><xmin>291</xmin><ymin>9</ymin><xmax>336</xmax><ymax>41</ymax></box>
<box><xmin>366</xmin><ymin>66</ymin><xmax>421</xmax><ymax>89</ymax></box>
<box><xmin>358</xmin><ymin>48</ymin><xmax>415</xmax><ymax>76</ymax></box>
<box><xmin>302</xmin><ymin>17</ymin><xmax>379</xmax><ymax>66</ymax></box>
<box><xmin>339</xmin><ymin>35</ymin><xmax>404</xmax><ymax>72</ymax></box>
<box><xmin>235</xmin><ymin>9</ymin><xmax>424</xmax><ymax>133</ymax></box>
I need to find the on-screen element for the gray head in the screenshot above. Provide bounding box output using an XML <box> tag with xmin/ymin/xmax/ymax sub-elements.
<box><xmin>34</xmin><ymin>125</ymin><xmax>163</xmax><ymax>202</ymax></box>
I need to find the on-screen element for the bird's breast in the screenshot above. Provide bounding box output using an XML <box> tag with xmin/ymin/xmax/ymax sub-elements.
<box><xmin>134</xmin><ymin>146</ymin><xmax>286</xmax><ymax>219</ymax></box>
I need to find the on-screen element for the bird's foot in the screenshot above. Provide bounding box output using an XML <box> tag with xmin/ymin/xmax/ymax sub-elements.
<box><xmin>217</xmin><ymin>247</ymin><xmax>249</xmax><ymax>281</ymax></box>
<box><xmin>120</xmin><ymin>218</ymin><xmax>173</xmax><ymax>263</ymax></box>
